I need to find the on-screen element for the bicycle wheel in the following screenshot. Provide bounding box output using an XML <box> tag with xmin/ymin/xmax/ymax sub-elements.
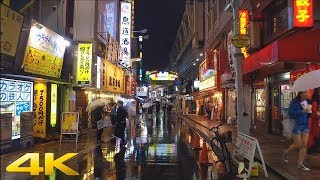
<box><xmin>221</xmin><ymin>143</ymin><xmax>232</xmax><ymax>174</ymax></box>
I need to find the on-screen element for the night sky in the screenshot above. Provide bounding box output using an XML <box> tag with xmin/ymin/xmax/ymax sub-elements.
<box><xmin>135</xmin><ymin>0</ymin><xmax>186</xmax><ymax>71</ymax></box>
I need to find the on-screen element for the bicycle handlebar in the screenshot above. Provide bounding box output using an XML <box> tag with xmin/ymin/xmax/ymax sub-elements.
<box><xmin>209</xmin><ymin>123</ymin><xmax>224</xmax><ymax>131</ymax></box>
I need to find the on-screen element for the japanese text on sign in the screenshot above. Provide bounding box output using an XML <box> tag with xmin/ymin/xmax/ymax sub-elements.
<box><xmin>105</xmin><ymin>61</ymin><xmax>125</xmax><ymax>93</ymax></box>
<box><xmin>239</xmin><ymin>9</ymin><xmax>249</xmax><ymax>58</ymax></box>
<box><xmin>33</xmin><ymin>82</ymin><xmax>47</xmax><ymax>138</ymax></box>
<box><xmin>0</xmin><ymin>3</ymin><xmax>24</xmax><ymax>57</ymax></box>
<box><xmin>119</xmin><ymin>2</ymin><xmax>132</xmax><ymax>66</ymax></box>
<box><xmin>77</xmin><ymin>43</ymin><xmax>92</xmax><ymax>85</ymax></box>
<box><xmin>22</xmin><ymin>20</ymin><xmax>66</xmax><ymax>78</ymax></box>
<box><xmin>0</xmin><ymin>78</ymin><xmax>33</xmax><ymax>140</ymax></box>
<box><xmin>293</xmin><ymin>0</ymin><xmax>313</xmax><ymax>27</ymax></box>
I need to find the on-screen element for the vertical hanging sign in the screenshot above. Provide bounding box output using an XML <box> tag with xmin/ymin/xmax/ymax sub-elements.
<box><xmin>34</xmin><ymin>82</ymin><xmax>47</xmax><ymax>138</ymax></box>
<box><xmin>77</xmin><ymin>43</ymin><xmax>92</xmax><ymax>85</ymax></box>
<box><xmin>293</xmin><ymin>0</ymin><xmax>313</xmax><ymax>27</ymax></box>
<box><xmin>120</xmin><ymin>2</ymin><xmax>132</xmax><ymax>67</ymax></box>
<box><xmin>50</xmin><ymin>84</ymin><xmax>57</xmax><ymax>127</ymax></box>
<box><xmin>239</xmin><ymin>10</ymin><xmax>249</xmax><ymax>58</ymax></box>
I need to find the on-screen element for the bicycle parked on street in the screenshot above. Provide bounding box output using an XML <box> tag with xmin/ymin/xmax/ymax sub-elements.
<box><xmin>208</xmin><ymin>123</ymin><xmax>235</xmax><ymax>178</ymax></box>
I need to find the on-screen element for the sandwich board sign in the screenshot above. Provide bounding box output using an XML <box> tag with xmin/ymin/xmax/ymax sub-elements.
<box><xmin>233</xmin><ymin>132</ymin><xmax>268</xmax><ymax>178</ymax></box>
<box><xmin>60</xmin><ymin>112</ymin><xmax>79</xmax><ymax>143</ymax></box>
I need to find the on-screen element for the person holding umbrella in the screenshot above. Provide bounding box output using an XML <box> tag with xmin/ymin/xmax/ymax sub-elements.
<box><xmin>92</xmin><ymin>106</ymin><xmax>105</xmax><ymax>143</ymax></box>
<box><xmin>114</xmin><ymin>100</ymin><xmax>128</xmax><ymax>146</ymax></box>
<box><xmin>283</xmin><ymin>91</ymin><xmax>312</xmax><ymax>171</ymax></box>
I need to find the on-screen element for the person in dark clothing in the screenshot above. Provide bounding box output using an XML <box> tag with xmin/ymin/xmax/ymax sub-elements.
<box><xmin>114</xmin><ymin>100</ymin><xmax>128</xmax><ymax>145</ymax></box>
<box><xmin>92</xmin><ymin>106</ymin><xmax>105</xmax><ymax>143</ymax></box>
<box><xmin>110</xmin><ymin>102</ymin><xmax>117</xmax><ymax>126</ymax></box>
<box><xmin>156</xmin><ymin>102</ymin><xmax>161</xmax><ymax>114</ymax></box>
<box><xmin>114</xmin><ymin>146</ymin><xmax>126</xmax><ymax>180</ymax></box>
<box><xmin>147</xmin><ymin>105</ymin><xmax>153</xmax><ymax>120</ymax></box>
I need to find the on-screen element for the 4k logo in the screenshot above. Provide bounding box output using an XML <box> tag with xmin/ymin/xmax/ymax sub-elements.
<box><xmin>6</xmin><ymin>153</ymin><xmax>79</xmax><ymax>175</ymax></box>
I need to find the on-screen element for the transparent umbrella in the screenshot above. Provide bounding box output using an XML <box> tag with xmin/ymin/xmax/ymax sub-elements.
<box><xmin>291</xmin><ymin>70</ymin><xmax>320</xmax><ymax>92</ymax></box>
<box><xmin>86</xmin><ymin>98</ymin><xmax>110</xmax><ymax>111</ymax></box>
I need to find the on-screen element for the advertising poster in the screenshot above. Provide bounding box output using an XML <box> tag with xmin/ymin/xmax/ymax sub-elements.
<box><xmin>105</xmin><ymin>61</ymin><xmax>125</xmax><ymax>93</ymax></box>
<box><xmin>0</xmin><ymin>78</ymin><xmax>33</xmax><ymax>140</ymax></box>
<box><xmin>22</xmin><ymin>20</ymin><xmax>66</xmax><ymax>78</ymax></box>
<box><xmin>0</xmin><ymin>3</ymin><xmax>24</xmax><ymax>57</ymax></box>
<box><xmin>77</xmin><ymin>43</ymin><xmax>92</xmax><ymax>85</ymax></box>
<box><xmin>33</xmin><ymin>82</ymin><xmax>47</xmax><ymax>138</ymax></box>
<box><xmin>61</xmin><ymin>112</ymin><xmax>79</xmax><ymax>133</ymax></box>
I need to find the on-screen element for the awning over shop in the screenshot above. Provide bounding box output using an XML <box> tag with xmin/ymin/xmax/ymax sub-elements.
<box><xmin>243</xmin><ymin>28</ymin><xmax>320</xmax><ymax>75</ymax></box>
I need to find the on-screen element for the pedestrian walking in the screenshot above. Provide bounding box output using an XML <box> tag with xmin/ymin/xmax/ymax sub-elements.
<box><xmin>110</xmin><ymin>102</ymin><xmax>117</xmax><ymax>126</ymax></box>
<box><xmin>114</xmin><ymin>100</ymin><xmax>128</xmax><ymax>146</ymax></box>
<box><xmin>308</xmin><ymin>88</ymin><xmax>320</xmax><ymax>153</ymax></box>
<box><xmin>283</xmin><ymin>91</ymin><xmax>312</xmax><ymax>171</ymax></box>
<box><xmin>92</xmin><ymin>106</ymin><xmax>105</xmax><ymax>143</ymax></box>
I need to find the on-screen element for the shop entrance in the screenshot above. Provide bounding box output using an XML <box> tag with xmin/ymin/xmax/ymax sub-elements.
<box><xmin>269</xmin><ymin>83</ymin><xmax>293</xmax><ymax>135</ymax></box>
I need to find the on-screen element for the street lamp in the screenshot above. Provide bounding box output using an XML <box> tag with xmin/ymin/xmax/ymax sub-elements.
<box><xmin>225</xmin><ymin>0</ymin><xmax>249</xmax><ymax>135</ymax></box>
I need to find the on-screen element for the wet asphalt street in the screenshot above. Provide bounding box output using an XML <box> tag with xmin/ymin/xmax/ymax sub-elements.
<box><xmin>1</xmin><ymin>112</ymin><xmax>209</xmax><ymax>180</ymax></box>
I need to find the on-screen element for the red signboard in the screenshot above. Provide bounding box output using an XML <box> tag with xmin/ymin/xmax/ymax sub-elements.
<box><xmin>125</xmin><ymin>75</ymin><xmax>136</xmax><ymax>96</ymax></box>
<box><xmin>293</xmin><ymin>0</ymin><xmax>313</xmax><ymax>27</ymax></box>
<box><xmin>205</xmin><ymin>49</ymin><xmax>215</xmax><ymax>70</ymax></box>
<box><xmin>239</xmin><ymin>10</ymin><xmax>249</xmax><ymax>35</ymax></box>
<box><xmin>290</xmin><ymin>68</ymin><xmax>307</xmax><ymax>83</ymax></box>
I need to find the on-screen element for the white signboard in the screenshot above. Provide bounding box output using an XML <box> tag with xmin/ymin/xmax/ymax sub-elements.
<box><xmin>97</xmin><ymin>56</ymin><xmax>102</xmax><ymax>89</ymax></box>
<box><xmin>227</xmin><ymin>30</ymin><xmax>237</xmax><ymax>88</ymax></box>
<box><xmin>0</xmin><ymin>78</ymin><xmax>33</xmax><ymax>140</ymax></box>
<box><xmin>119</xmin><ymin>2</ymin><xmax>132</xmax><ymax>67</ymax></box>
<box><xmin>194</xmin><ymin>80</ymin><xmax>200</xmax><ymax>89</ymax></box>
<box><xmin>233</xmin><ymin>132</ymin><xmax>268</xmax><ymax>178</ymax></box>
<box><xmin>28</xmin><ymin>20</ymin><xmax>66</xmax><ymax>59</ymax></box>
<box><xmin>137</xmin><ymin>86</ymin><xmax>148</xmax><ymax>97</ymax></box>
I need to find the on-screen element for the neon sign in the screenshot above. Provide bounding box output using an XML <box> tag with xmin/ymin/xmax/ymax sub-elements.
<box><xmin>239</xmin><ymin>10</ymin><xmax>249</xmax><ymax>58</ymax></box>
<box><xmin>293</xmin><ymin>0</ymin><xmax>313</xmax><ymax>27</ymax></box>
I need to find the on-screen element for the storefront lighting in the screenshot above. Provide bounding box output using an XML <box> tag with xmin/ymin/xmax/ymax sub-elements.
<box><xmin>196</xmin><ymin>58</ymin><xmax>199</xmax><ymax>61</ymax></box>
<box><xmin>200</xmin><ymin>53</ymin><xmax>203</xmax><ymax>57</ymax></box>
<box><xmin>193</xmin><ymin>63</ymin><xmax>196</xmax><ymax>66</ymax></box>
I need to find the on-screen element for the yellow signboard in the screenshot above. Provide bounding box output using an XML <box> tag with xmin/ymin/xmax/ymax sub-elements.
<box><xmin>105</xmin><ymin>61</ymin><xmax>125</xmax><ymax>93</ymax></box>
<box><xmin>77</xmin><ymin>43</ymin><xmax>92</xmax><ymax>85</ymax></box>
<box><xmin>0</xmin><ymin>3</ymin><xmax>24</xmax><ymax>57</ymax></box>
<box><xmin>50</xmin><ymin>84</ymin><xmax>57</xmax><ymax>127</ymax></box>
<box><xmin>23</xmin><ymin>46</ymin><xmax>63</xmax><ymax>78</ymax></box>
<box><xmin>61</xmin><ymin>112</ymin><xmax>79</xmax><ymax>133</ymax></box>
<box><xmin>34</xmin><ymin>82</ymin><xmax>47</xmax><ymax>138</ymax></box>
<box><xmin>199</xmin><ymin>76</ymin><xmax>216</xmax><ymax>91</ymax></box>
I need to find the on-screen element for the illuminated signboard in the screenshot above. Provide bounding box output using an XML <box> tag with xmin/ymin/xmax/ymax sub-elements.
<box><xmin>137</xmin><ymin>86</ymin><xmax>148</xmax><ymax>97</ymax></box>
<box><xmin>105</xmin><ymin>61</ymin><xmax>125</xmax><ymax>93</ymax></box>
<box><xmin>50</xmin><ymin>84</ymin><xmax>57</xmax><ymax>127</ymax></box>
<box><xmin>199</xmin><ymin>76</ymin><xmax>216</xmax><ymax>90</ymax></box>
<box><xmin>0</xmin><ymin>78</ymin><xmax>33</xmax><ymax>140</ymax></box>
<box><xmin>194</xmin><ymin>81</ymin><xmax>200</xmax><ymax>89</ymax></box>
<box><xmin>239</xmin><ymin>10</ymin><xmax>249</xmax><ymax>58</ymax></box>
<box><xmin>149</xmin><ymin>72</ymin><xmax>178</xmax><ymax>81</ymax></box>
<box><xmin>77</xmin><ymin>43</ymin><xmax>92</xmax><ymax>85</ymax></box>
<box><xmin>34</xmin><ymin>82</ymin><xmax>47</xmax><ymax>138</ymax></box>
<box><xmin>0</xmin><ymin>4</ymin><xmax>24</xmax><ymax>57</ymax></box>
<box><xmin>119</xmin><ymin>2</ymin><xmax>132</xmax><ymax>67</ymax></box>
<box><xmin>22</xmin><ymin>20</ymin><xmax>66</xmax><ymax>78</ymax></box>
<box><xmin>97</xmin><ymin>56</ymin><xmax>102</xmax><ymax>89</ymax></box>
<box><xmin>293</xmin><ymin>0</ymin><xmax>313</xmax><ymax>27</ymax></box>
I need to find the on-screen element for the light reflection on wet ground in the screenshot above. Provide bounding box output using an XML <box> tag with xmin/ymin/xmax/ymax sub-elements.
<box><xmin>2</xmin><ymin>112</ymin><xmax>210</xmax><ymax>180</ymax></box>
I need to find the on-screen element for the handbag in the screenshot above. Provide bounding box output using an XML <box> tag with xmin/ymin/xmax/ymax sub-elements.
<box><xmin>96</xmin><ymin>113</ymin><xmax>113</xmax><ymax>130</ymax></box>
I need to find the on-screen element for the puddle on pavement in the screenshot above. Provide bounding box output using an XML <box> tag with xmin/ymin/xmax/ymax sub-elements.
<box><xmin>1</xmin><ymin>114</ymin><xmax>229</xmax><ymax>180</ymax></box>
